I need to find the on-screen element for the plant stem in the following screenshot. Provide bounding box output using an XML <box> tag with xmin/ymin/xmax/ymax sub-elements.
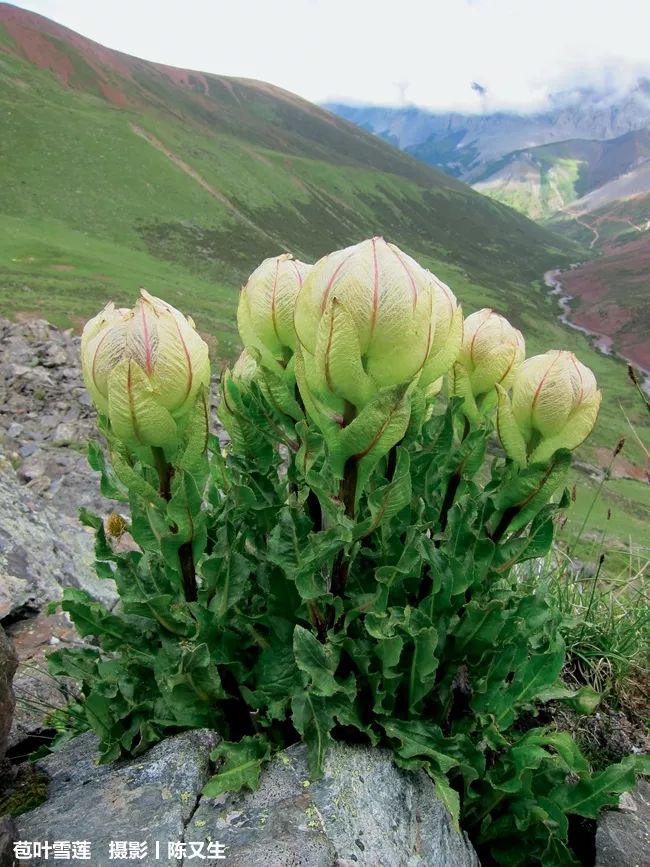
<box><xmin>438</xmin><ymin>421</ymin><xmax>472</xmax><ymax>534</ymax></box>
<box><xmin>179</xmin><ymin>542</ymin><xmax>198</xmax><ymax>602</ymax></box>
<box><xmin>152</xmin><ymin>446</ymin><xmax>172</xmax><ymax>500</ymax></box>
<box><xmin>151</xmin><ymin>446</ymin><xmax>198</xmax><ymax>603</ymax></box>
<box><xmin>439</xmin><ymin>469</ymin><xmax>461</xmax><ymax>535</ymax></box>
<box><xmin>330</xmin><ymin>401</ymin><xmax>358</xmax><ymax>602</ymax></box>
<box><xmin>491</xmin><ymin>505</ymin><xmax>519</xmax><ymax>543</ymax></box>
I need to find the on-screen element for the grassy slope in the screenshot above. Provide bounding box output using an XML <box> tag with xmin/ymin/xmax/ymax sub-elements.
<box><xmin>0</xmin><ymin>7</ymin><xmax>647</xmax><ymax>542</ymax></box>
<box><xmin>475</xmin><ymin>131</ymin><xmax>650</xmax><ymax>220</ymax></box>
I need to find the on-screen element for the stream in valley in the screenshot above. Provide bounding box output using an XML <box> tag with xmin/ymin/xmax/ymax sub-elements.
<box><xmin>544</xmin><ymin>268</ymin><xmax>650</xmax><ymax>395</ymax></box>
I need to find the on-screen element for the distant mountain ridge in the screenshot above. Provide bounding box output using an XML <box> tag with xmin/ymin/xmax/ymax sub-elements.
<box><xmin>327</xmin><ymin>83</ymin><xmax>650</xmax><ymax>252</ymax></box>
<box><xmin>326</xmin><ymin>79</ymin><xmax>650</xmax><ymax>182</ymax></box>
<box><xmin>473</xmin><ymin>128</ymin><xmax>650</xmax><ymax>219</ymax></box>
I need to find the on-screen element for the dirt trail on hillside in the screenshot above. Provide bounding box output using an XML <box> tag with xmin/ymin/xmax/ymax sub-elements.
<box><xmin>130</xmin><ymin>123</ymin><xmax>287</xmax><ymax>249</ymax></box>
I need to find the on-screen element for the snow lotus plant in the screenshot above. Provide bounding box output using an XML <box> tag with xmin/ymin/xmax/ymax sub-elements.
<box><xmin>49</xmin><ymin>238</ymin><xmax>647</xmax><ymax>867</ymax></box>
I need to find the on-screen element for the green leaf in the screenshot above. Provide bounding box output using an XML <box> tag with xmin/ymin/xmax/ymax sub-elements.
<box><xmin>330</xmin><ymin>384</ymin><xmax>413</xmax><ymax>498</ymax></box>
<box><xmin>291</xmin><ymin>691</ymin><xmax>335</xmax><ymax>778</ymax></box>
<box><xmin>493</xmin><ymin>450</ymin><xmax>571</xmax><ymax>535</ymax></box>
<box><xmin>382</xmin><ymin>719</ymin><xmax>461</xmax><ymax>775</ymax></box>
<box><xmin>537</xmin><ymin>684</ymin><xmax>601</xmax><ymax>715</ymax></box>
<box><xmin>493</xmin><ymin>644</ymin><xmax>566</xmax><ymax>729</ymax></box>
<box><xmin>109</xmin><ymin>443</ymin><xmax>166</xmax><ymax>510</ymax></box>
<box><xmin>203</xmin><ymin>736</ymin><xmax>271</xmax><ymax>796</ymax></box>
<box><xmin>258</xmin><ymin>364</ymin><xmax>304</xmax><ymax>422</ymax></box>
<box><xmin>202</xmin><ymin>552</ymin><xmax>251</xmax><ymax>618</ymax></box>
<box><xmin>87</xmin><ymin>439</ymin><xmax>128</xmax><ymax>501</ymax></box>
<box><xmin>293</xmin><ymin>625</ymin><xmax>343</xmax><ymax>697</ymax></box>
<box><xmin>176</xmin><ymin>387</ymin><xmax>210</xmax><ymax>476</ymax></box>
<box><xmin>431</xmin><ymin>774</ymin><xmax>461</xmax><ymax>831</ymax></box>
<box><xmin>364</xmin><ymin>448</ymin><xmax>412</xmax><ymax>533</ymax></box>
<box><xmin>452</xmin><ymin>600</ymin><xmax>507</xmax><ymax>662</ymax></box>
<box><xmin>246</xmin><ymin>643</ymin><xmax>301</xmax><ymax>719</ymax></box>
<box><xmin>60</xmin><ymin>588</ymin><xmax>144</xmax><ymax>652</ymax></box>
<box><xmin>407</xmin><ymin>619</ymin><xmax>439</xmax><ymax>713</ymax></box>
<box><xmin>552</xmin><ymin>756</ymin><xmax>642</xmax><ymax>818</ymax></box>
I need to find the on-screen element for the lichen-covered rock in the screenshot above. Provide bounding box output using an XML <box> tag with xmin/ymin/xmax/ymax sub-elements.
<box><xmin>194</xmin><ymin>742</ymin><xmax>480</xmax><ymax>867</ymax></box>
<box><xmin>0</xmin><ymin>317</ymin><xmax>226</xmax><ymax>520</ymax></box>
<box><xmin>16</xmin><ymin>730</ymin><xmax>220</xmax><ymax>866</ymax></box>
<box><xmin>0</xmin><ymin>816</ymin><xmax>17</xmax><ymax>867</ymax></box>
<box><xmin>5</xmin><ymin>611</ymin><xmax>86</xmax><ymax>752</ymax></box>
<box><xmin>595</xmin><ymin>780</ymin><xmax>650</xmax><ymax>867</ymax></box>
<box><xmin>16</xmin><ymin>733</ymin><xmax>480</xmax><ymax>867</ymax></box>
<box><xmin>0</xmin><ymin>625</ymin><xmax>18</xmax><ymax>760</ymax></box>
<box><xmin>0</xmin><ymin>462</ymin><xmax>117</xmax><ymax>620</ymax></box>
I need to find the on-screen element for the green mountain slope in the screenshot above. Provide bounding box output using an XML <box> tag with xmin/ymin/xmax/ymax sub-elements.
<box><xmin>474</xmin><ymin>130</ymin><xmax>650</xmax><ymax>220</ymax></box>
<box><xmin>0</xmin><ymin>3</ymin><xmax>572</xmax><ymax>357</ymax></box>
<box><xmin>0</xmin><ymin>2</ymin><xmax>648</xmax><ymax>504</ymax></box>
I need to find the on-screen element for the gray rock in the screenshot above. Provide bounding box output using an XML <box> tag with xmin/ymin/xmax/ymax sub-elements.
<box><xmin>0</xmin><ymin>816</ymin><xmax>17</xmax><ymax>867</ymax></box>
<box><xmin>0</xmin><ymin>625</ymin><xmax>18</xmax><ymax>760</ymax></box>
<box><xmin>193</xmin><ymin>742</ymin><xmax>480</xmax><ymax>867</ymax></box>
<box><xmin>0</xmin><ymin>462</ymin><xmax>117</xmax><ymax>620</ymax></box>
<box><xmin>0</xmin><ymin>316</ymin><xmax>224</xmax><ymax>520</ymax></box>
<box><xmin>17</xmin><ymin>730</ymin><xmax>220</xmax><ymax>866</ymax></box>
<box><xmin>6</xmin><ymin>611</ymin><xmax>86</xmax><ymax>752</ymax></box>
<box><xmin>596</xmin><ymin>780</ymin><xmax>650</xmax><ymax>867</ymax></box>
<box><xmin>16</xmin><ymin>733</ymin><xmax>480</xmax><ymax>867</ymax></box>
<box><xmin>52</xmin><ymin>422</ymin><xmax>84</xmax><ymax>445</ymax></box>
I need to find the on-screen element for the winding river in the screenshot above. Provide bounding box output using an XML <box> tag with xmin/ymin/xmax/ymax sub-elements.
<box><xmin>544</xmin><ymin>268</ymin><xmax>650</xmax><ymax>395</ymax></box>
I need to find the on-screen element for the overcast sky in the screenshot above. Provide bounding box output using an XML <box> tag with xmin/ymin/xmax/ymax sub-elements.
<box><xmin>11</xmin><ymin>0</ymin><xmax>650</xmax><ymax>112</ymax></box>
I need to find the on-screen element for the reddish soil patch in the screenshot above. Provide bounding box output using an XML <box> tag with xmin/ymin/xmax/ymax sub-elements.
<box><xmin>0</xmin><ymin>4</ymin><xmax>132</xmax><ymax>107</ymax></box>
<box><xmin>561</xmin><ymin>234</ymin><xmax>650</xmax><ymax>372</ymax></box>
<box><xmin>49</xmin><ymin>264</ymin><xmax>74</xmax><ymax>272</ymax></box>
<box><xmin>13</xmin><ymin>311</ymin><xmax>53</xmax><ymax>324</ymax></box>
<box><xmin>594</xmin><ymin>448</ymin><xmax>648</xmax><ymax>482</ymax></box>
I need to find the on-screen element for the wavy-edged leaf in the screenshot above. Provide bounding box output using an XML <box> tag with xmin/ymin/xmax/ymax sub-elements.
<box><xmin>203</xmin><ymin>735</ymin><xmax>271</xmax><ymax>796</ymax></box>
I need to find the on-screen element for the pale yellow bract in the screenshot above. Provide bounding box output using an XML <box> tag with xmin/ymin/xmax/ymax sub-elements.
<box><xmin>497</xmin><ymin>350</ymin><xmax>602</xmax><ymax>466</ymax></box>
<box><xmin>81</xmin><ymin>290</ymin><xmax>210</xmax><ymax>450</ymax></box>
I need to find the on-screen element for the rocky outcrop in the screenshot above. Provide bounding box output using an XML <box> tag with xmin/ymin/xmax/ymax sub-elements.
<box><xmin>0</xmin><ymin>316</ymin><xmax>230</xmax><ymax>751</ymax></box>
<box><xmin>596</xmin><ymin>780</ymin><xmax>650</xmax><ymax>867</ymax></box>
<box><xmin>192</xmin><ymin>741</ymin><xmax>480</xmax><ymax>867</ymax></box>
<box><xmin>0</xmin><ymin>457</ymin><xmax>117</xmax><ymax>751</ymax></box>
<box><xmin>0</xmin><ymin>625</ymin><xmax>18</xmax><ymax>760</ymax></box>
<box><xmin>0</xmin><ymin>816</ymin><xmax>17</xmax><ymax>867</ymax></box>
<box><xmin>0</xmin><ymin>318</ymin><xmax>120</xmax><ymax>754</ymax></box>
<box><xmin>0</xmin><ymin>462</ymin><xmax>117</xmax><ymax>622</ymax></box>
<box><xmin>16</xmin><ymin>732</ymin><xmax>479</xmax><ymax>867</ymax></box>
<box><xmin>0</xmin><ymin>317</ymin><xmax>224</xmax><ymax>519</ymax></box>
<box><xmin>0</xmin><ymin>318</ymin><xmax>106</xmax><ymax>518</ymax></box>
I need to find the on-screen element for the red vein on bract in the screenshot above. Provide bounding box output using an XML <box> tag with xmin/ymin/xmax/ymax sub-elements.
<box><xmin>568</xmin><ymin>352</ymin><xmax>584</xmax><ymax>403</ymax></box>
<box><xmin>91</xmin><ymin>329</ymin><xmax>111</xmax><ymax>394</ymax></box>
<box><xmin>140</xmin><ymin>302</ymin><xmax>153</xmax><ymax>375</ymax></box>
<box><xmin>355</xmin><ymin>391</ymin><xmax>406</xmax><ymax>459</ymax></box>
<box><xmin>469</xmin><ymin>310</ymin><xmax>494</xmax><ymax>366</ymax></box>
<box><xmin>127</xmin><ymin>359</ymin><xmax>143</xmax><ymax>443</ymax></box>
<box><xmin>289</xmin><ymin>259</ymin><xmax>304</xmax><ymax>288</ymax></box>
<box><xmin>321</xmin><ymin>253</ymin><xmax>353</xmax><ymax>312</ymax></box>
<box><xmin>497</xmin><ymin>348</ymin><xmax>517</xmax><ymax>385</ymax></box>
<box><xmin>531</xmin><ymin>352</ymin><xmax>562</xmax><ymax>410</ymax></box>
<box><xmin>324</xmin><ymin>303</ymin><xmax>336</xmax><ymax>393</ymax></box>
<box><xmin>271</xmin><ymin>259</ymin><xmax>280</xmax><ymax>341</ymax></box>
<box><xmin>389</xmin><ymin>245</ymin><xmax>418</xmax><ymax>309</ymax></box>
<box><xmin>370</xmin><ymin>237</ymin><xmax>380</xmax><ymax>336</ymax></box>
<box><xmin>173</xmin><ymin>317</ymin><xmax>193</xmax><ymax>402</ymax></box>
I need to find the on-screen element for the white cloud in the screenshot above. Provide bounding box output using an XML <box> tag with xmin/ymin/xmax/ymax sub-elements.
<box><xmin>12</xmin><ymin>0</ymin><xmax>650</xmax><ymax>112</ymax></box>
